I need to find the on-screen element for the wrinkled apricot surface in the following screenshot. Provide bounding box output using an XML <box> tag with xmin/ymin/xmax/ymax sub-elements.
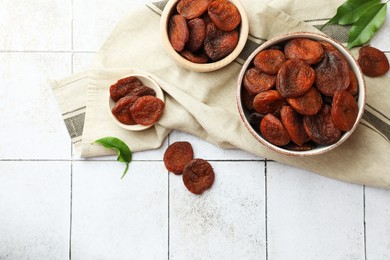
<box><xmin>276</xmin><ymin>59</ymin><xmax>315</xmax><ymax>98</ymax></box>
<box><xmin>180</xmin><ymin>50</ymin><xmax>209</xmax><ymax>63</ymax></box>
<box><xmin>253</xmin><ymin>90</ymin><xmax>286</xmax><ymax>115</ymax></box>
<box><xmin>243</xmin><ymin>67</ymin><xmax>276</xmax><ymax>96</ymax></box>
<box><xmin>130</xmin><ymin>96</ymin><xmax>165</xmax><ymax>126</ymax></box>
<box><xmin>280</xmin><ymin>106</ymin><xmax>310</xmax><ymax>146</ymax></box>
<box><xmin>358</xmin><ymin>46</ymin><xmax>389</xmax><ymax>77</ymax></box>
<box><xmin>331</xmin><ymin>90</ymin><xmax>358</xmax><ymax>131</ymax></box>
<box><xmin>111</xmin><ymin>95</ymin><xmax>139</xmax><ymax>125</ymax></box>
<box><xmin>346</xmin><ymin>69</ymin><xmax>359</xmax><ymax>96</ymax></box>
<box><xmin>177</xmin><ymin>0</ymin><xmax>211</xmax><ymax>19</ymax></box>
<box><xmin>186</xmin><ymin>18</ymin><xmax>206</xmax><ymax>52</ymax></box>
<box><xmin>303</xmin><ymin>105</ymin><xmax>341</xmax><ymax>145</ymax></box>
<box><xmin>203</xmin><ymin>23</ymin><xmax>238</xmax><ymax>61</ymax></box>
<box><xmin>182</xmin><ymin>159</ymin><xmax>215</xmax><ymax>194</ymax></box>
<box><xmin>254</xmin><ymin>49</ymin><xmax>286</xmax><ymax>75</ymax></box>
<box><xmin>260</xmin><ymin>114</ymin><xmax>290</xmax><ymax>146</ymax></box>
<box><xmin>164</xmin><ymin>141</ymin><xmax>194</xmax><ymax>175</ymax></box>
<box><xmin>287</xmin><ymin>87</ymin><xmax>323</xmax><ymax>116</ymax></box>
<box><xmin>284</xmin><ymin>38</ymin><xmax>324</xmax><ymax>65</ymax></box>
<box><xmin>208</xmin><ymin>0</ymin><xmax>241</xmax><ymax>31</ymax></box>
<box><xmin>109</xmin><ymin>76</ymin><xmax>143</xmax><ymax>102</ymax></box>
<box><xmin>168</xmin><ymin>14</ymin><xmax>189</xmax><ymax>52</ymax></box>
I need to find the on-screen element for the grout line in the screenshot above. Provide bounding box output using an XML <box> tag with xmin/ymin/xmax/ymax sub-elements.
<box><xmin>264</xmin><ymin>159</ymin><xmax>268</xmax><ymax>260</ymax></box>
<box><xmin>363</xmin><ymin>185</ymin><xmax>367</xmax><ymax>260</ymax></box>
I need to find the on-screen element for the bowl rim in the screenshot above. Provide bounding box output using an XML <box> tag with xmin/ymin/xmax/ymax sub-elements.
<box><xmin>236</xmin><ymin>31</ymin><xmax>366</xmax><ymax>157</ymax></box>
<box><xmin>160</xmin><ymin>0</ymin><xmax>249</xmax><ymax>72</ymax></box>
<box><xmin>108</xmin><ymin>72</ymin><xmax>165</xmax><ymax>131</ymax></box>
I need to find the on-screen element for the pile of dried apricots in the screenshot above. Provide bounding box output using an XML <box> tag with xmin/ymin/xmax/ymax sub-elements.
<box><xmin>168</xmin><ymin>0</ymin><xmax>241</xmax><ymax>63</ymax></box>
<box><xmin>110</xmin><ymin>76</ymin><xmax>165</xmax><ymax>126</ymax></box>
<box><xmin>242</xmin><ymin>38</ymin><xmax>366</xmax><ymax>151</ymax></box>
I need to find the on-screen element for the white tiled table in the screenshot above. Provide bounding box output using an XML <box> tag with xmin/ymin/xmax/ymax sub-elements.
<box><xmin>0</xmin><ymin>1</ymin><xmax>389</xmax><ymax>259</ymax></box>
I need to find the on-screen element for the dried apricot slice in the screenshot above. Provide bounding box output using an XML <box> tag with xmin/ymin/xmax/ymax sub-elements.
<box><xmin>127</xmin><ymin>85</ymin><xmax>156</xmax><ymax>99</ymax></box>
<box><xmin>284</xmin><ymin>38</ymin><xmax>325</xmax><ymax>65</ymax></box>
<box><xmin>280</xmin><ymin>106</ymin><xmax>310</xmax><ymax>146</ymax></box>
<box><xmin>243</xmin><ymin>67</ymin><xmax>276</xmax><ymax>96</ymax></box>
<box><xmin>260</xmin><ymin>114</ymin><xmax>290</xmax><ymax>146</ymax></box>
<box><xmin>180</xmin><ymin>50</ymin><xmax>209</xmax><ymax>63</ymax></box>
<box><xmin>109</xmin><ymin>76</ymin><xmax>143</xmax><ymax>102</ymax></box>
<box><xmin>283</xmin><ymin>142</ymin><xmax>316</xmax><ymax>151</ymax></box>
<box><xmin>186</xmin><ymin>18</ymin><xmax>206</xmax><ymax>52</ymax></box>
<box><xmin>130</xmin><ymin>96</ymin><xmax>165</xmax><ymax>126</ymax></box>
<box><xmin>357</xmin><ymin>46</ymin><xmax>389</xmax><ymax>77</ymax></box>
<box><xmin>253</xmin><ymin>49</ymin><xmax>286</xmax><ymax>75</ymax></box>
<box><xmin>168</xmin><ymin>14</ymin><xmax>189</xmax><ymax>52</ymax></box>
<box><xmin>208</xmin><ymin>0</ymin><xmax>241</xmax><ymax>31</ymax></box>
<box><xmin>276</xmin><ymin>59</ymin><xmax>315</xmax><ymax>98</ymax></box>
<box><xmin>331</xmin><ymin>90</ymin><xmax>359</xmax><ymax>131</ymax></box>
<box><xmin>163</xmin><ymin>141</ymin><xmax>194</xmax><ymax>175</ymax></box>
<box><xmin>346</xmin><ymin>69</ymin><xmax>358</xmax><ymax>96</ymax></box>
<box><xmin>253</xmin><ymin>90</ymin><xmax>286</xmax><ymax>115</ymax></box>
<box><xmin>315</xmin><ymin>42</ymin><xmax>350</xmax><ymax>96</ymax></box>
<box><xmin>177</xmin><ymin>0</ymin><xmax>211</xmax><ymax>19</ymax></box>
<box><xmin>303</xmin><ymin>105</ymin><xmax>341</xmax><ymax>145</ymax></box>
<box><xmin>182</xmin><ymin>159</ymin><xmax>215</xmax><ymax>194</ymax></box>
<box><xmin>111</xmin><ymin>95</ymin><xmax>139</xmax><ymax>125</ymax></box>
<box><xmin>203</xmin><ymin>23</ymin><xmax>239</xmax><ymax>61</ymax></box>
<box><xmin>286</xmin><ymin>87</ymin><xmax>323</xmax><ymax>116</ymax></box>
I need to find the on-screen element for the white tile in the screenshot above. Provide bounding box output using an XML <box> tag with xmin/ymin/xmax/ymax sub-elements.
<box><xmin>267</xmin><ymin>162</ymin><xmax>364</xmax><ymax>260</ymax></box>
<box><xmin>169</xmin><ymin>161</ymin><xmax>266</xmax><ymax>259</ymax></box>
<box><xmin>73</xmin><ymin>0</ymin><xmax>151</xmax><ymax>51</ymax></box>
<box><xmin>71</xmin><ymin>161</ymin><xmax>168</xmax><ymax>259</ymax></box>
<box><xmin>0</xmin><ymin>0</ymin><xmax>71</xmax><ymax>51</ymax></box>
<box><xmin>365</xmin><ymin>187</ymin><xmax>390</xmax><ymax>259</ymax></box>
<box><xmin>0</xmin><ymin>161</ymin><xmax>70</xmax><ymax>260</ymax></box>
<box><xmin>170</xmin><ymin>131</ymin><xmax>262</xmax><ymax>160</ymax></box>
<box><xmin>0</xmin><ymin>53</ymin><xmax>72</xmax><ymax>159</ymax></box>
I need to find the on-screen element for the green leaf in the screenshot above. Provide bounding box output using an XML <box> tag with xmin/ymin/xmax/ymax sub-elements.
<box><xmin>347</xmin><ymin>3</ymin><xmax>387</xmax><ymax>48</ymax></box>
<box><xmin>324</xmin><ymin>0</ymin><xmax>379</xmax><ymax>27</ymax></box>
<box><xmin>93</xmin><ymin>136</ymin><xmax>132</xmax><ymax>179</ymax></box>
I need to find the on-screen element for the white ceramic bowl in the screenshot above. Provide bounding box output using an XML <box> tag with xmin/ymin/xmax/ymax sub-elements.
<box><xmin>108</xmin><ymin>73</ymin><xmax>165</xmax><ymax>131</ymax></box>
<box><xmin>160</xmin><ymin>0</ymin><xmax>249</xmax><ymax>72</ymax></box>
<box><xmin>237</xmin><ymin>32</ymin><xmax>366</xmax><ymax>156</ymax></box>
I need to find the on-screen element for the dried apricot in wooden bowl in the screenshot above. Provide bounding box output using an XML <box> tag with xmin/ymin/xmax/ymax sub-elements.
<box><xmin>236</xmin><ymin>32</ymin><xmax>366</xmax><ymax>156</ymax></box>
<box><xmin>160</xmin><ymin>0</ymin><xmax>249</xmax><ymax>72</ymax></box>
<box><xmin>108</xmin><ymin>72</ymin><xmax>165</xmax><ymax>131</ymax></box>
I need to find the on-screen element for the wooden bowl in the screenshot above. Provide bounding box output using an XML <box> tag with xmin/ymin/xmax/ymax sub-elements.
<box><xmin>108</xmin><ymin>72</ymin><xmax>165</xmax><ymax>131</ymax></box>
<box><xmin>160</xmin><ymin>0</ymin><xmax>249</xmax><ymax>72</ymax></box>
<box><xmin>236</xmin><ymin>32</ymin><xmax>366</xmax><ymax>156</ymax></box>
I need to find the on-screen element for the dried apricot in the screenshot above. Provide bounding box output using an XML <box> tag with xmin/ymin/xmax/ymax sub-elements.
<box><xmin>109</xmin><ymin>76</ymin><xmax>143</xmax><ymax>102</ymax></box>
<box><xmin>186</xmin><ymin>18</ymin><xmax>206</xmax><ymax>52</ymax></box>
<box><xmin>283</xmin><ymin>142</ymin><xmax>316</xmax><ymax>151</ymax></box>
<box><xmin>303</xmin><ymin>105</ymin><xmax>341</xmax><ymax>145</ymax></box>
<box><xmin>284</xmin><ymin>38</ymin><xmax>324</xmax><ymax>65</ymax></box>
<box><xmin>260</xmin><ymin>114</ymin><xmax>290</xmax><ymax>146</ymax></box>
<box><xmin>280</xmin><ymin>106</ymin><xmax>310</xmax><ymax>146</ymax></box>
<box><xmin>315</xmin><ymin>42</ymin><xmax>350</xmax><ymax>96</ymax></box>
<box><xmin>177</xmin><ymin>0</ymin><xmax>211</xmax><ymax>19</ymax></box>
<box><xmin>346</xmin><ymin>69</ymin><xmax>358</xmax><ymax>96</ymax></box>
<box><xmin>331</xmin><ymin>90</ymin><xmax>358</xmax><ymax>131</ymax></box>
<box><xmin>286</xmin><ymin>87</ymin><xmax>323</xmax><ymax>116</ymax></box>
<box><xmin>111</xmin><ymin>95</ymin><xmax>139</xmax><ymax>125</ymax></box>
<box><xmin>168</xmin><ymin>14</ymin><xmax>189</xmax><ymax>52</ymax></box>
<box><xmin>357</xmin><ymin>46</ymin><xmax>389</xmax><ymax>77</ymax></box>
<box><xmin>130</xmin><ymin>96</ymin><xmax>165</xmax><ymax>126</ymax></box>
<box><xmin>180</xmin><ymin>50</ymin><xmax>209</xmax><ymax>63</ymax></box>
<box><xmin>203</xmin><ymin>23</ymin><xmax>238</xmax><ymax>61</ymax></box>
<box><xmin>276</xmin><ymin>59</ymin><xmax>315</xmax><ymax>98</ymax></box>
<box><xmin>127</xmin><ymin>85</ymin><xmax>156</xmax><ymax>99</ymax></box>
<box><xmin>182</xmin><ymin>159</ymin><xmax>215</xmax><ymax>194</ymax></box>
<box><xmin>163</xmin><ymin>141</ymin><xmax>194</xmax><ymax>175</ymax></box>
<box><xmin>253</xmin><ymin>90</ymin><xmax>286</xmax><ymax>115</ymax></box>
<box><xmin>254</xmin><ymin>49</ymin><xmax>286</xmax><ymax>75</ymax></box>
<box><xmin>208</xmin><ymin>0</ymin><xmax>241</xmax><ymax>31</ymax></box>
<box><xmin>243</xmin><ymin>67</ymin><xmax>276</xmax><ymax>96</ymax></box>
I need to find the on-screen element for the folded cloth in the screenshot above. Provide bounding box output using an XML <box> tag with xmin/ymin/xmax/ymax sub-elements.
<box><xmin>51</xmin><ymin>0</ymin><xmax>390</xmax><ymax>188</ymax></box>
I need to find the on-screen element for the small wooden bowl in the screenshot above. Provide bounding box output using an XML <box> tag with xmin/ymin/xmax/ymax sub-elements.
<box><xmin>160</xmin><ymin>0</ymin><xmax>249</xmax><ymax>72</ymax></box>
<box><xmin>108</xmin><ymin>73</ymin><xmax>165</xmax><ymax>131</ymax></box>
<box><xmin>237</xmin><ymin>32</ymin><xmax>366</xmax><ymax>157</ymax></box>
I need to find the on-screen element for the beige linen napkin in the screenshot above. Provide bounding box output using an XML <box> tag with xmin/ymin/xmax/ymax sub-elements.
<box><xmin>51</xmin><ymin>0</ymin><xmax>390</xmax><ymax>188</ymax></box>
